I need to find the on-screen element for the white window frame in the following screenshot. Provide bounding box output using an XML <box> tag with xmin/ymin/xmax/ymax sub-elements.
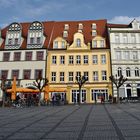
<box><xmin>51</xmin><ymin>72</ymin><xmax>56</xmax><ymax>82</ymax></box>
<box><xmin>68</xmin><ymin>72</ymin><xmax>73</xmax><ymax>82</ymax></box>
<box><xmin>102</xmin><ymin>71</ymin><xmax>107</xmax><ymax>81</ymax></box>
<box><xmin>52</xmin><ymin>56</ymin><xmax>57</xmax><ymax>64</ymax></box>
<box><xmin>60</xmin><ymin>72</ymin><xmax>65</xmax><ymax>82</ymax></box>
<box><xmin>83</xmin><ymin>55</ymin><xmax>88</xmax><ymax>64</ymax></box>
<box><xmin>92</xmin><ymin>55</ymin><xmax>98</xmax><ymax>64</ymax></box>
<box><xmin>60</xmin><ymin>56</ymin><xmax>65</xmax><ymax>64</ymax></box>
<box><xmin>93</xmin><ymin>71</ymin><xmax>98</xmax><ymax>81</ymax></box>
<box><xmin>69</xmin><ymin>55</ymin><xmax>74</xmax><ymax>64</ymax></box>
<box><xmin>101</xmin><ymin>55</ymin><xmax>106</xmax><ymax>64</ymax></box>
<box><xmin>76</xmin><ymin>55</ymin><xmax>81</xmax><ymax>64</ymax></box>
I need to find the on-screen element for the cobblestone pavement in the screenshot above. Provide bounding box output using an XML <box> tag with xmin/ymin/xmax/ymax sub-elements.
<box><xmin>0</xmin><ymin>103</ymin><xmax>140</xmax><ymax>140</ymax></box>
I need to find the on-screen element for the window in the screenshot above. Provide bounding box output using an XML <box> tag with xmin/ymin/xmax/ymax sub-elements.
<box><xmin>51</xmin><ymin>72</ymin><xmax>56</xmax><ymax>82</ymax></box>
<box><xmin>93</xmin><ymin>40</ymin><xmax>97</xmax><ymax>48</ymax></box>
<box><xmin>123</xmin><ymin>35</ymin><xmax>128</xmax><ymax>43</ymax></box>
<box><xmin>132</xmin><ymin>51</ymin><xmax>138</xmax><ymax>60</ymax></box>
<box><xmin>60</xmin><ymin>72</ymin><xmax>64</xmax><ymax>82</ymax></box>
<box><xmin>12</xmin><ymin>70</ymin><xmax>19</xmax><ymax>79</ymax></box>
<box><xmin>83</xmin><ymin>55</ymin><xmax>88</xmax><ymax>64</ymax></box>
<box><xmin>76</xmin><ymin>55</ymin><xmax>81</xmax><ymax>64</ymax></box>
<box><xmin>62</xmin><ymin>41</ymin><xmax>65</xmax><ymax>48</ymax></box>
<box><xmin>25</xmin><ymin>52</ymin><xmax>32</xmax><ymax>61</ymax></box>
<box><xmin>92</xmin><ymin>55</ymin><xmax>98</xmax><ymax>64</ymax></box>
<box><xmin>36</xmin><ymin>51</ymin><xmax>44</xmax><ymax>60</ymax></box>
<box><xmin>68</xmin><ymin>72</ymin><xmax>73</xmax><ymax>82</ymax></box>
<box><xmin>92</xmin><ymin>30</ymin><xmax>97</xmax><ymax>36</ymax></box>
<box><xmin>8</xmin><ymin>38</ymin><xmax>12</xmax><ymax>45</ymax></box>
<box><xmin>1</xmin><ymin>70</ymin><xmax>8</xmax><ymax>79</ymax></box>
<box><xmin>115</xmin><ymin>35</ymin><xmax>120</xmax><ymax>43</ymax></box>
<box><xmin>126</xmin><ymin>67</ymin><xmax>131</xmax><ymax>77</ymax></box>
<box><xmin>92</xmin><ymin>23</ymin><xmax>96</xmax><ymax>29</ymax></box>
<box><xmin>76</xmin><ymin>38</ymin><xmax>81</xmax><ymax>47</ymax></box>
<box><xmin>60</xmin><ymin>56</ymin><xmax>65</xmax><ymax>64</ymax></box>
<box><xmin>84</xmin><ymin>72</ymin><xmax>88</xmax><ymax>81</ymax></box>
<box><xmin>131</xmin><ymin>34</ymin><xmax>136</xmax><ymax>43</ymax></box>
<box><xmin>124</xmin><ymin>51</ymin><xmax>129</xmax><ymax>60</ymax></box>
<box><xmin>64</xmin><ymin>24</ymin><xmax>69</xmax><ymax>30</ymax></box>
<box><xmin>78</xmin><ymin>23</ymin><xmax>83</xmax><ymax>30</ymax></box>
<box><xmin>116</xmin><ymin>51</ymin><xmax>121</xmax><ymax>60</ymax></box>
<box><xmin>14</xmin><ymin>52</ymin><xmax>21</xmax><ymax>61</ymax></box>
<box><xmin>54</xmin><ymin>41</ymin><xmax>58</xmax><ymax>48</ymax></box>
<box><xmin>15</xmin><ymin>38</ymin><xmax>18</xmax><ymax>45</ymax></box>
<box><xmin>69</xmin><ymin>55</ymin><xmax>74</xmax><ymax>64</ymax></box>
<box><xmin>30</xmin><ymin>37</ymin><xmax>34</xmax><ymax>44</ymax></box>
<box><xmin>76</xmin><ymin>71</ymin><xmax>81</xmax><ymax>81</ymax></box>
<box><xmin>101</xmin><ymin>55</ymin><xmax>106</xmax><ymax>64</ymax></box>
<box><xmin>3</xmin><ymin>52</ymin><xmax>10</xmax><ymax>61</ymax></box>
<box><xmin>102</xmin><ymin>71</ymin><xmax>107</xmax><ymax>80</ymax></box>
<box><xmin>35</xmin><ymin>69</ymin><xmax>42</xmax><ymax>79</ymax></box>
<box><xmin>23</xmin><ymin>70</ymin><xmax>31</xmax><ymax>79</ymax></box>
<box><xmin>100</xmin><ymin>40</ymin><xmax>105</xmax><ymax>48</ymax></box>
<box><xmin>52</xmin><ymin>56</ymin><xmax>57</xmax><ymax>64</ymax></box>
<box><xmin>135</xmin><ymin>67</ymin><xmax>139</xmax><ymax>77</ymax></box>
<box><xmin>118</xmin><ymin>67</ymin><xmax>122</xmax><ymax>77</ymax></box>
<box><xmin>93</xmin><ymin>71</ymin><xmax>98</xmax><ymax>81</ymax></box>
<box><xmin>63</xmin><ymin>31</ymin><xmax>68</xmax><ymax>38</ymax></box>
<box><xmin>37</xmin><ymin>37</ymin><xmax>41</xmax><ymax>44</ymax></box>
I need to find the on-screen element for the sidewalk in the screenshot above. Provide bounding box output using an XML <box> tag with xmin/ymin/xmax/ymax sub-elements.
<box><xmin>0</xmin><ymin>103</ymin><xmax>140</xmax><ymax>140</ymax></box>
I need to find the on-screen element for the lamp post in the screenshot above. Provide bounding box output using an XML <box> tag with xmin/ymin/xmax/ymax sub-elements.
<box><xmin>75</xmin><ymin>75</ymin><xmax>88</xmax><ymax>105</ymax></box>
<box><xmin>109</xmin><ymin>74</ymin><xmax>127</xmax><ymax>103</ymax></box>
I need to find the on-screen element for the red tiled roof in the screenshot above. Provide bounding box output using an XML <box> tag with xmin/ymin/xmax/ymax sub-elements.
<box><xmin>107</xmin><ymin>23</ymin><xmax>129</xmax><ymax>28</ymax></box>
<box><xmin>0</xmin><ymin>19</ymin><xmax>110</xmax><ymax>50</ymax></box>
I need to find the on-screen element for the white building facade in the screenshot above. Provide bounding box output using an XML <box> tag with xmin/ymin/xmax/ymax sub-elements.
<box><xmin>108</xmin><ymin>19</ymin><xmax>140</xmax><ymax>98</ymax></box>
<box><xmin>0</xmin><ymin>22</ymin><xmax>47</xmax><ymax>101</ymax></box>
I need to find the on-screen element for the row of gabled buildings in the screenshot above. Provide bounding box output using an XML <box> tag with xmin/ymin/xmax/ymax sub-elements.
<box><xmin>0</xmin><ymin>19</ymin><xmax>140</xmax><ymax>104</ymax></box>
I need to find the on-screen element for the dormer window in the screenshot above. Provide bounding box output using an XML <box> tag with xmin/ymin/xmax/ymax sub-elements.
<box><xmin>100</xmin><ymin>40</ymin><xmax>105</xmax><ymax>47</ymax></box>
<box><xmin>92</xmin><ymin>30</ymin><xmax>97</xmax><ymax>36</ymax></box>
<box><xmin>54</xmin><ymin>41</ymin><xmax>58</xmax><ymax>48</ymax></box>
<box><xmin>78</xmin><ymin>29</ymin><xmax>83</xmax><ymax>33</ymax></box>
<box><xmin>27</xmin><ymin>21</ymin><xmax>43</xmax><ymax>48</ymax></box>
<box><xmin>37</xmin><ymin>37</ymin><xmax>41</xmax><ymax>44</ymax></box>
<box><xmin>8</xmin><ymin>38</ymin><xmax>12</xmax><ymax>45</ymax></box>
<box><xmin>78</xmin><ymin>23</ymin><xmax>83</xmax><ymax>30</ymax></box>
<box><xmin>5</xmin><ymin>22</ymin><xmax>22</xmax><ymax>49</ymax></box>
<box><xmin>64</xmin><ymin>24</ymin><xmax>69</xmax><ymax>30</ymax></box>
<box><xmin>62</xmin><ymin>41</ymin><xmax>65</xmax><ymax>48</ymax></box>
<box><xmin>76</xmin><ymin>38</ymin><xmax>81</xmax><ymax>47</ymax></box>
<box><xmin>63</xmin><ymin>31</ymin><xmax>68</xmax><ymax>38</ymax></box>
<box><xmin>92</xmin><ymin>23</ymin><xmax>96</xmax><ymax>29</ymax></box>
<box><xmin>30</xmin><ymin>37</ymin><xmax>34</xmax><ymax>44</ymax></box>
<box><xmin>93</xmin><ymin>40</ymin><xmax>97</xmax><ymax>48</ymax></box>
<box><xmin>15</xmin><ymin>38</ymin><xmax>18</xmax><ymax>45</ymax></box>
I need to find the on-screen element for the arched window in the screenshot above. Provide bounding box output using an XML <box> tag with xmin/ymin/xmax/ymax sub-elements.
<box><xmin>76</xmin><ymin>38</ymin><xmax>81</xmax><ymax>47</ymax></box>
<box><xmin>126</xmin><ymin>67</ymin><xmax>131</xmax><ymax>77</ymax></box>
<box><xmin>117</xmin><ymin>67</ymin><xmax>122</xmax><ymax>77</ymax></box>
<box><xmin>5</xmin><ymin>22</ymin><xmax>22</xmax><ymax>49</ymax></box>
<box><xmin>135</xmin><ymin>67</ymin><xmax>139</xmax><ymax>77</ymax></box>
<box><xmin>27</xmin><ymin>21</ymin><xmax>43</xmax><ymax>48</ymax></box>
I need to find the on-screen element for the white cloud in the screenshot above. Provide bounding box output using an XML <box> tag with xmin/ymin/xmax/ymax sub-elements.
<box><xmin>109</xmin><ymin>16</ymin><xmax>140</xmax><ymax>24</ymax></box>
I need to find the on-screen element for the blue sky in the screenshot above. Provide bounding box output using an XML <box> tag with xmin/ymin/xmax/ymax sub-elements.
<box><xmin>0</xmin><ymin>0</ymin><xmax>140</xmax><ymax>28</ymax></box>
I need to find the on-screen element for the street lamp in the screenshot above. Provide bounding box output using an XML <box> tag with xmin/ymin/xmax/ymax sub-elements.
<box><xmin>75</xmin><ymin>75</ymin><xmax>88</xmax><ymax>104</ymax></box>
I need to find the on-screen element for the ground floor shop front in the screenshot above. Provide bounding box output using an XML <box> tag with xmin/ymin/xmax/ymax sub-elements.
<box><xmin>48</xmin><ymin>83</ymin><xmax>112</xmax><ymax>104</ymax></box>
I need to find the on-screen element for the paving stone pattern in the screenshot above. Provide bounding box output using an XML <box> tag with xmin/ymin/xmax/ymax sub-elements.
<box><xmin>0</xmin><ymin>103</ymin><xmax>140</xmax><ymax>140</ymax></box>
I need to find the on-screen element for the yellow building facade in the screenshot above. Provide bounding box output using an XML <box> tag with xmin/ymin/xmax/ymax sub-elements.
<box><xmin>47</xmin><ymin>32</ymin><xmax>112</xmax><ymax>104</ymax></box>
